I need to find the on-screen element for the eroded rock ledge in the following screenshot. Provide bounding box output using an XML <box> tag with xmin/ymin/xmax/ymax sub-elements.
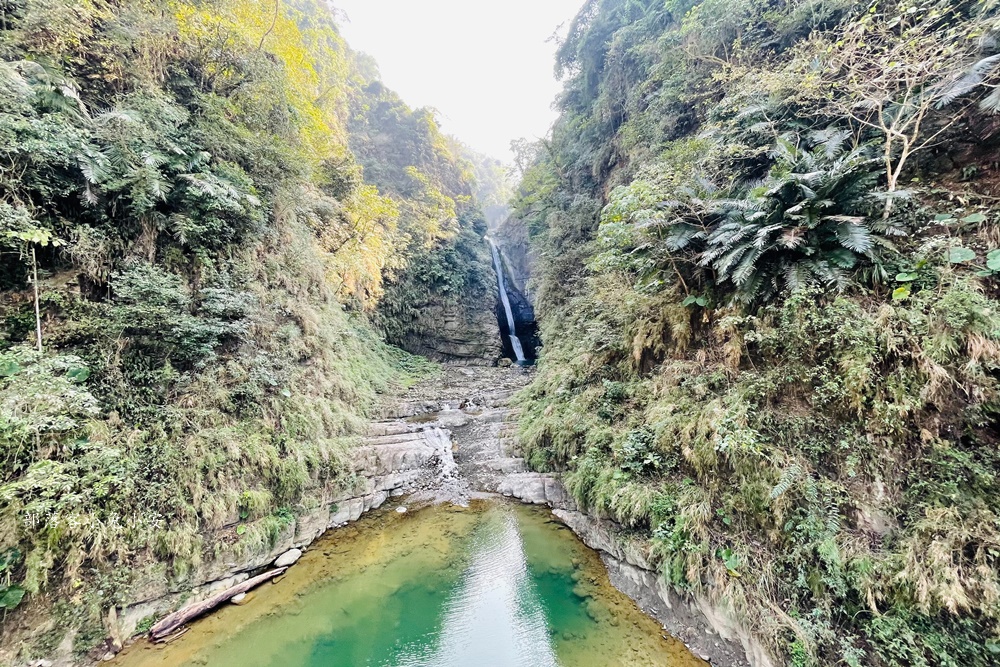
<box><xmin>106</xmin><ymin>422</ymin><xmax>458</xmax><ymax>650</ymax></box>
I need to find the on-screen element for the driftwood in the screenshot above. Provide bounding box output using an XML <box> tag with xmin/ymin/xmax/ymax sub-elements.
<box><xmin>153</xmin><ymin>627</ymin><xmax>189</xmax><ymax>644</ymax></box>
<box><xmin>149</xmin><ymin>567</ymin><xmax>287</xmax><ymax>640</ymax></box>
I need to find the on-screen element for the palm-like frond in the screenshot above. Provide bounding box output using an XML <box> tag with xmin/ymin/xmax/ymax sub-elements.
<box><xmin>702</xmin><ymin>131</ymin><xmax>882</xmax><ymax>304</ymax></box>
<box><xmin>936</xmin><ymin>53</ymin><xmax>1000</xmax><ymax>108</ymax></box>
<box><xmin>980</xmin><ymin>86</ymin><xmax>1000</xmax><ymax>113</ymax></box>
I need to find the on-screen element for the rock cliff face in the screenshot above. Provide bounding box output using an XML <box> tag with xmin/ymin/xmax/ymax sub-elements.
<box><xmin>393</xmin><ymin>294</ymin><xmax>503</xmax><ymax>365</ymax></box>
<box><xmin>492</xmin><ymin>215</ymin><xmax>536</xmax><ymax>306</ymax></box>
<box><xmin>380</xmin><ymin>227</ymin><xmax>505</xmax><ymax>366</ymax></box>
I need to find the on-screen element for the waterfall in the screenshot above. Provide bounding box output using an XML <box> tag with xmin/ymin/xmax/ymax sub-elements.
<box><xmin>488</xmin><ymin>239</ymin><xmax>526</xmax><ymax>363</ymax></box>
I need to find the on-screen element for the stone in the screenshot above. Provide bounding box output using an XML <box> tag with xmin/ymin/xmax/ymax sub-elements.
<box><xmin>293</xmin><ymin>505</ymin><xmax>331</xmax><ymax>547</ymax></box>
<box><xmin>274</xmin><ymin>548</ymin><xmax>302</xmax><ymax>568</ymax></box>
<box><xmin>106</xmin><ymin>605</ymin><xmax>123</xmax><ymax>652</ymax></box>
<box><xmin>393</xmin><ymin>290</ymin><xmax>502</xmax><ymax>365</ymax></box>
<box><xmin>396</xmin><ymin>506</ymin><xmax>408</xmax><ymax>514</ymax></box>
<box><xmin>436</xmin><ymin>410</ymin><xmax>471</xmax><ymax>428</ymax></box>
<box><xmin>231</xmin><ymin>593</ymin><xmax>248</xmax><ymax>605</ymax></box>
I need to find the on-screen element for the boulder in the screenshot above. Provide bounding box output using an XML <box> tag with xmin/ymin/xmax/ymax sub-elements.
<box><xmin>274</xmin><ymin>548</ymin><xmax>302</xmax><ymax>568</ymax></box>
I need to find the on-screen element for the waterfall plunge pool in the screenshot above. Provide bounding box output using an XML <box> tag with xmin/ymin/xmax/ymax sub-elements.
<box><xmin>114</xmin><ymin>500</ymin><xmax>705</xmax><ymax>667</ymax></box>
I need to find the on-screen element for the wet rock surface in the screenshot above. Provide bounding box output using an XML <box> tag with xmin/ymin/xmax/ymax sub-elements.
<box><xmin>379</xmin><ymin>365</ymin><xmax>533</xmax><ymax>496</ymax></box>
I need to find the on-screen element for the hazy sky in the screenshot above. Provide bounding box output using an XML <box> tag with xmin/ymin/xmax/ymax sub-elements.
<box><xmin>332</xmin><ymin>0</ymin><xmax>585</xmax><ymax>163</ymax></box>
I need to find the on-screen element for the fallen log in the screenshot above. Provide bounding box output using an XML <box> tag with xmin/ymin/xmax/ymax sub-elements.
<box><xmin>153</xmin><ymin>627</ymin><xmax>189</xmax><ymax>644</ymax></box>
<box><xmin>149</xmin><ymin>567</ymin><xmax>287</xmax><ymax>640</ymax></box>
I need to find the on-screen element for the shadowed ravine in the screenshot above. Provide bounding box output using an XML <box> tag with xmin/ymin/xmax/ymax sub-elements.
<box><xmin>113</xmin><ymin>501</ymin><xmax>703</xmax><ymax>667</ymax></box>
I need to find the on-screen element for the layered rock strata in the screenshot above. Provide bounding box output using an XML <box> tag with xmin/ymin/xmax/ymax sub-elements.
<box><xmin>107</xmin><ymin>422</ymin><xmax>458</xmax><ymax>646</ymax></box>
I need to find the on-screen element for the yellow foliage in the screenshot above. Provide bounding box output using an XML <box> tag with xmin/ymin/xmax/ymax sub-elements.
<box><xmin>171</xmin><ymin>0</ymin><xmax>350</xmax><ymax>168</ymax></box>
<box><xmin>328</xmin><ymin>185</ymin><xmax>402</xmax><ymax>309</ymax></box>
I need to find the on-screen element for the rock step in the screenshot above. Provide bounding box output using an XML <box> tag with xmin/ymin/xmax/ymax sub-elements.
<box><xmin>483</xmin><ymin>458</ymin><xmax>528</xmax><ymax>473</ymax></box>
<box><xmin>363</xmin><ymin>431</ymin><xmax>434</xmax><ymax>446</ymax></box>
<box><xmin>380</xmin><ymin>401</ymin><xmax>440</xmax><ymax>420</ymax></box>
<box><xmin>366</xmin><ymin>421</ymin><xmax>421</xmax><ymax>437</ymax></box>
<box><xmin>499</xmin><ymin>473</ymin><xmax>577</xmax><ymax>509</ymax></box>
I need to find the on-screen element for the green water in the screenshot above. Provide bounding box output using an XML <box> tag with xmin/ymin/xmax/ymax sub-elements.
<box><xmin>116</xmin><ymin>501</ymin><xmax>704</xmax><ymax>667</ymax></box>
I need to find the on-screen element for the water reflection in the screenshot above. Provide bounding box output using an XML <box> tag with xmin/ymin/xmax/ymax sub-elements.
<box><xmin>113</xmin><ymin>501</ymin><xmax>705</xmax><ymax>667</ymax></box>
<box><xmin>396</xmin><ymin>508</ymin><xmax>558</xmax><ymax>667</ymax></box>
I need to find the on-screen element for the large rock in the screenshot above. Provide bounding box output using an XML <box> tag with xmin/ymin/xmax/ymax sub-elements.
<box><xmin>274</xmin><ymin>548</ymin><xmax>302</xmax><ymax>568</ymax></box>
<box><xmin>499</xmin><ymin>473</ymin><xmax>577</xmax><ymax>510</ymax></box>
<box><xmin>293</xmin><ymin>505</ymin><xmax>331</xmax><ymax>548</ymax></box>
<box><xmin>393</xmin><ymin>298</ymin><xmax>502</xmax><ymax>365</ymax></box>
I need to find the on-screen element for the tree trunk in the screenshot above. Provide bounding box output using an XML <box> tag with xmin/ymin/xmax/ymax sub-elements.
<box><xmin>148</xmin><ymin>567</ymin><xmax>287</xmax><ymax>640</ymax></box>
<box><xmin>32</xmin><ymin>246</ymin><xmax>42</xmax><ymax>353</ymax></box>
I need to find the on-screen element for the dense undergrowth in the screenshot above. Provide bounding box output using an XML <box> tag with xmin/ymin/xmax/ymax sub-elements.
<box><xmin>0</xmin><ymin>0</ymin><xmax>491</xmax><ymax>659</ymax></box>
<box><xmin>513</xmin><ymin>1</ymin><xmax>1000</xmax><ymax>664</ymax></box>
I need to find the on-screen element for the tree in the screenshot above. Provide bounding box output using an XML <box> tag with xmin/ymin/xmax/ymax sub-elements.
<box><xmin>4</xmin><ymin>227</ymin><xmax>64</xmax><ymax>353</ymax></box>
<box><xmin>823</xmin><ymin>2</ymin><xmax>985</xmax><ymax>218</ymax></box>
<box><xmin>510</xmin><ymin>138</ymin><xmax>545</xmax><ymax>180</ymax></box>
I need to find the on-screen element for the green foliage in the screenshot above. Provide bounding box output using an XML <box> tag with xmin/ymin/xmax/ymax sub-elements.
<box><xmin>614</xmin><ymin>427</ymin><xmax>663</xmax><ymax>476</ymax></box>
<box><xmin>948</xmin><ymin>247</ymin><xmax>976</xmax><ymax>264</ymax></box>
<box><xmin>519</xmin><ymin>274</ymin><xmax>1000</xmax><ymax>663</ymax></box>
<box><xmin>0</xmin><ymin>346</ymin><xmax>100</xmax><ymax>478</ymax></box>
<box><xmin>0</xmin><ymin>0</ymin><xmax>489</xmax><ymax>655</ymax></box>
<box><xmin>0</xmin><ymin>547</ymin><xmax>26</xmax><ymax>611</ymax></box>
<box><xmin>344</xmin><ymin>78</ymin><xmax>494</xmax><ymax>341</ymax></box>
<box><xmin>512</xmin><ymin>0</ymin><xmax>1000</xmax><ymax>664</ymax></box>
<box><xmin>702</xmin><ymin>133</ymin><xmax>887</xmax><ymax>303</ymax></box>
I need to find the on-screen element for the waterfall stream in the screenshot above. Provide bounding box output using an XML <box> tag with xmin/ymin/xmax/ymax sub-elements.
<box><xmin>488</xmin><ymin>239</ymin><xmax>526</xmax><ymax>363</ymax></box>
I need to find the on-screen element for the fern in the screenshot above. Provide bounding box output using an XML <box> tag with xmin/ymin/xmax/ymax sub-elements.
<box><xmin>771</xmin><ymin>462</ymin><xmax>804</xmax><ymax>500</ymax></box>
<box><xmin>701</xmin><ymin>130</ymin><xmax>882</xmax><ymax>304</ymax></box>
<box><xmin>936</xmin><ymin>53</ymin><xmax>1000</xmax><ymax>108</ymax></box>
<box><xmin>980</xmin><ymin>86</ymin><xmax>1000</xmax><ymax>114</ymax></box>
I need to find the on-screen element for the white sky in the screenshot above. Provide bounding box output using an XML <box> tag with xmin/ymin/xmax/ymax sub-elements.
<box><xmin>332</xmin><ymin>0</ymin><xmax>585</xmax><ymax>163</ymax></box>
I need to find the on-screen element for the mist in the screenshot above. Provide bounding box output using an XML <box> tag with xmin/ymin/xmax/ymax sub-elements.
<box><xmin>333</xmin><ymin>0</ymin><xmax>585</xmax><ymax>162</ymax></box>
